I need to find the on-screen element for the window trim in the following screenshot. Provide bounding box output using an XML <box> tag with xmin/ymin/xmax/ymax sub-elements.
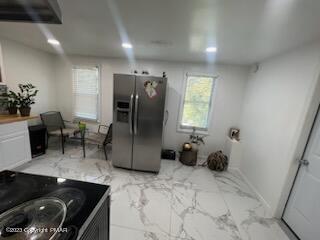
<box><xmin>72</xmin><ymin>65</ymin><xmax>101</xmax><ymax>123</ymax></box>
<box><xmin>177</xmin><ymin>72</ymin><xmax>218</xmax><ymax>134</ymax></box>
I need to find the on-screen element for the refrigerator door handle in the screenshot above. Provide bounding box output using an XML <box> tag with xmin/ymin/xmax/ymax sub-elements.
<box><xmin>164</xmin><ymin>110</ymin><xmax>169</xmax><ymax>126</ymax></box>
<box><xmin>134</xmin><ymin>94</ymin><xmax>139</xmax><ymax>135</ymax></box>
<box><xmin>129</xmin><ymin>94</ymin><xmax>134</xmax><ymax>135</ymax></box>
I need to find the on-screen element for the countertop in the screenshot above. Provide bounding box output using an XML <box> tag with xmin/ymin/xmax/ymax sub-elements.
<box><xmin>0</xmin><ymin>114</ymin><xmax>38</xmax><ymax>124</ymax></box>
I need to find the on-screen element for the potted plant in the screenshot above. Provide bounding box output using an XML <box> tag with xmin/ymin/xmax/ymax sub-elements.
<box><xmin>5</xmin><ymin>90</ymin><xmax>19</xmax><ymax>114</ymax></box>
<box><xmin>17</xmin><ymin>83</ymin><xmax>38</xmax><ymax>116</ymax></box>
<box><xmin>179</xmin><ymin>128</ymin><xmax>206</xmax><ymax>166</ymax></box>
<box><xmin>189</xmin><ymin>127</ymin><xmax>205</xmax><ymax>150</ymax></box>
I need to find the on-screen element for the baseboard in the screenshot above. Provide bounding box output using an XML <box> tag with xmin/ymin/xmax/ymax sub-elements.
<box><xmin>6</xmin><ymin>157</ymin><xmax>31</xmax><ymax>171</ymax></box>
<box><xmin>234</xmin><ymin>168</ymin><xmax>273</xmax><ymax>217</ymax></box>
<box><xmin>228</xmin><ymin>163</ymin><xmax>240</xmax><ymax>169</ymax></box>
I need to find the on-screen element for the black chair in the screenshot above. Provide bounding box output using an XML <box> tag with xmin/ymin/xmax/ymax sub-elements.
<box><xmin>86</xmin><ymin>123</ymin><xmax>112</xmax><ymax>160</ymax></box>
<box><xmin>103</xmin><ymin>123</ymin><xmax>112</xmax><ymax>159</ymax></box>
<box><xmin>40</xmin><ymin>111</ymin><xmax>83</xmax><ymax>155</ymax></box>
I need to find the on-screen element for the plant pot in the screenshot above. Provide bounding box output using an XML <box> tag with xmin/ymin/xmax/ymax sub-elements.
<box><xmin>7</xmin><ymin>107</ymin><xmax>18</xmax><ymax>115</ymax></box>
<box><xmin>179</xmin><ymin>149</ymin><xmax>198</xmax><ymax>166</ymax></box>
<box><xmin>19</xmin><ymin>107</ymin><xmax>31</xmax><ymax>116</ymax></box>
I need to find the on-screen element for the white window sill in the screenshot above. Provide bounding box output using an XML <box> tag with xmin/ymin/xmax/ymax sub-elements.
<box><xmin>73</xmin><ymin>117</ymin><xmax>100</xmax><ymax>124</ymax></box>
<box><xmin>176</xmin><ymin>127</ymin><xmax>209</xmax><ymax>136</ymax></box>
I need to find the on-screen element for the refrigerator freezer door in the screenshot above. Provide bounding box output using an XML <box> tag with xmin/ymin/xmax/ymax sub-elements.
<box><xmin>132</xmin><ymin>76</ymin><xmax>167</xmax><ymax>172</ymax></box>
<box><xmin>112</xmin><ymin>74</ymin><xmax>135</xmax><ymax>169</ymax></box>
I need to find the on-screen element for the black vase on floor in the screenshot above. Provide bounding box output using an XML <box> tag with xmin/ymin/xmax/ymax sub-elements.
<box><xmin>179</xmin><ymin>149</ymin><xmax>198</xmax><ymax>166</ymax></box>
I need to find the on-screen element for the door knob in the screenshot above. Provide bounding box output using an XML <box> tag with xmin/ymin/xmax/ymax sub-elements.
<box><xmin>299</xmin><ymin>159</ymin><xmax>309</xmax><ymax>166</ymax></box>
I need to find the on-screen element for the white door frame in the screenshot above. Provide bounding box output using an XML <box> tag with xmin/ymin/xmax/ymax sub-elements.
<box><xmin>282</xmin><ymin>103</ymin><xmax>320</xmax><ymax>239</ymax></box>
<box><xmin>277</xmin><ymin>72</ymin><xmax>320</xmax><ymax>219</ymax></box>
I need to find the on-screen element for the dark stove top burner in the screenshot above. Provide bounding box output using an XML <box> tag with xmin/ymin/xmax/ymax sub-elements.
<box><xmin>47</xmin><ymin>188</ymin><xmax>86</xmax><ymax>222</ymax></box>
<box><xmin>0</xmin><ymin>170</ymin><xmax>109</xmax><ymax>240</ymax></box>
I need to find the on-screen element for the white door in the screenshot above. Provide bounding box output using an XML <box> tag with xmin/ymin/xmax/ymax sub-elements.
<box><xmin>283</xmin><ymin>108</ymin><xmax>320</xmax><ymax>240</ymax></box>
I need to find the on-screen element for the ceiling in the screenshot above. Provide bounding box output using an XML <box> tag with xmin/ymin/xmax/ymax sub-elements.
<box><xmin>0</xmin><ymin>0</ymin><xmax>320</xmax><ymax>65</ymax></box>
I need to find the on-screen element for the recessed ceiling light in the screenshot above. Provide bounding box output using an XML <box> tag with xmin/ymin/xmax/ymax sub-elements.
<box><xmin>206</xmin><ymin>47</ymin><xmax>217</xmax><ymax>53</ymax></box>
<box><xmin>122</xmin><ymin>43</ymin><xmax>133</xmax><ymax>49</ymax></box>
<box><xmin>47</xmin><ymin>39</ymin><xmax>60</xmax><ymax>45</ymax></box>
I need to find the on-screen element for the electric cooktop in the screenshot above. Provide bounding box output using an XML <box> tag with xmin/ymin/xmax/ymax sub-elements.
<box><xmin>0</xmin><ymin>170</ymin><xmax>110</xmax><ymax>240</ymax></box>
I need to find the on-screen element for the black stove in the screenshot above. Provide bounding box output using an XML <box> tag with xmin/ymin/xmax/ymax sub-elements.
<box><xmin>0</xmin><ymin>170</ymin><xmax>110</xmax><ymax>240</ymax></box>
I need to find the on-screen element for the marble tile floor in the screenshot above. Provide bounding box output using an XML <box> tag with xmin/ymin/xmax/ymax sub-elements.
<box><xmin>14</xmin><ymin>143</ymin><xmax>290</xmax><ymax>240</ymax></box>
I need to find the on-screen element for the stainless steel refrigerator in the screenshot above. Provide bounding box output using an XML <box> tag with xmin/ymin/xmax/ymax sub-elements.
<box><xmin>112</xmin><ymin>74</ymin><xmax>167</xmax><ymax>172</ymax></box>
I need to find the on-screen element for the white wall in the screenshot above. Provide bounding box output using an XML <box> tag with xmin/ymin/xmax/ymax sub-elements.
<box><xmin>0</xmin><ymin>38</ymin><xmax>57</xmax><ymax>114</ymax></box>
<box><xmin>55</xmin><ymin>56</ymin><xmax>249</xmax><ymax>162</ymax></box>
<box><xmin>239</xmin><ymin>42</ymin><xmax>320</xmax><ymax>215</ymax></box>
<box><xmin>0</xmin><ymin>37</ymin><xmax>249</xmax><ymax>164</ymax></box>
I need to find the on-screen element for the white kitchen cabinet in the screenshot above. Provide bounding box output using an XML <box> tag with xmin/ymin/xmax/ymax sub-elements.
<box><xmin>0</xmin><ymin>120</ymin><xmax>31</xmax><ymax>170</ymax></box>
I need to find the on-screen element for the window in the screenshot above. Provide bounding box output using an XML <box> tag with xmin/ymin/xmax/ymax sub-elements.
<box><xmin>178</xmin><ymin>74</ymin><xmax>216</xmax><ymax>132</ymax></box>
<box><xmin>72</xmin><ymin>66</ymin><xmax>100</xmax><ymax>121</ymax></box>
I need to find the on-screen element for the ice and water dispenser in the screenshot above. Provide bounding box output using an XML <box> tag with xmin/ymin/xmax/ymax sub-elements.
<box><xmin>116</xmin><ymin>101</ymin><xmax>130</xmax><ymax>123</ymax></box>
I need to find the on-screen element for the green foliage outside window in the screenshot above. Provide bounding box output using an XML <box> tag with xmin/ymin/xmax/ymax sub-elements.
<box><xmin>181</xmin><ymin>76</ymin><xmax>214</xmax><ymax>130</ymax></box>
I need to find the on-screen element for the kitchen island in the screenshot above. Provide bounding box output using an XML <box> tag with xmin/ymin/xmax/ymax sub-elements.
<box><xmin>0</xmin><ymin>115</ymin><xmax>38</xmax><ymax>171</ymax></box>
